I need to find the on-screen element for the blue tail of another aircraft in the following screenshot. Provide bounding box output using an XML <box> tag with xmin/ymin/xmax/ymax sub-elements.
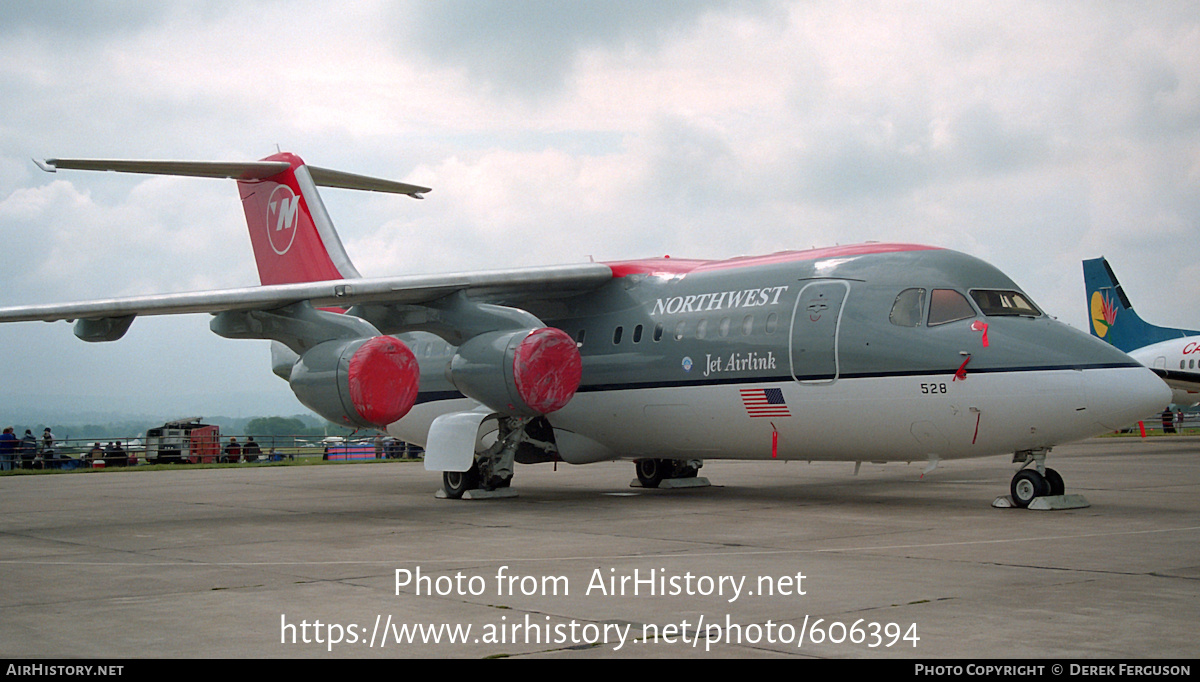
<box><xmin>1082</xmin><ymin>257</ymin><xmax>1199</xmax><ymax>353</ymax></box>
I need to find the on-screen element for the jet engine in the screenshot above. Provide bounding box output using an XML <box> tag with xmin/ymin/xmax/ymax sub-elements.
<box><xmin>448</xmin><ymin>327</ymin><xmax>581</xmax><ymax>416</ymax></box>
<box><xmin>289</xmin><ymin>335</ymin><xmax>419</xmax><ymax>428</ymax></box>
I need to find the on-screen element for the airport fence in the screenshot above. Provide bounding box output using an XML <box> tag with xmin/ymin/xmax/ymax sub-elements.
<box><xmin>0</xmin><ymin>434</ymin><xmax>423</xmax><ymax>471</ymax></box>
<box><xmin>1129</xmin><ymin>410</ymin><xmax>1199</xmax><ymax>436</ymax></box>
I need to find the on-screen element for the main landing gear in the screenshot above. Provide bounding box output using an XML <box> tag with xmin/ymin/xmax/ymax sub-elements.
<box><xmin>999</xmin><ymin>449</ymin><xmax>1086</xmax><ymax>510</ymax></box>
<box><xmin>442</xmin><ymin>462</ymin><xmax>490</xmax><ymax>499</ymax></box>
<box><xmin>439</xmin><ymin>417</ymin><xmax>557</xmax><ymax>500</ymax></box>
<box><xmin>632</xmin><ymin>458</ymin><xmax>709</xmax><ymax>489</ymax></box>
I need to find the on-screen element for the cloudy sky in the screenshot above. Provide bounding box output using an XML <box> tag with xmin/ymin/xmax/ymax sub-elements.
<box><xmin>0</xmin><ymin>1</ymin><xmax>1197</xmax><ymax>421</ymax></box>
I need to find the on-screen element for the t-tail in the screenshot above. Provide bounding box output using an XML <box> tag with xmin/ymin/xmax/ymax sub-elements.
<box><xmin>1082</xmin><ymin>256</ymin><xmax>1200</xmax><ymax>353</ymax></box>
<box><xmin>37</xmin><ymin>152</ymin><xmax>430</xmax><ymax>286</ymax></box>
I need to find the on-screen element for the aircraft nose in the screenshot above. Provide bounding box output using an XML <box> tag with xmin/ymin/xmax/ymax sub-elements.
<box><xmin>1084</xmin><ymin>365</ymin><xmax>1172</xmax><ymax>430</ymax></box>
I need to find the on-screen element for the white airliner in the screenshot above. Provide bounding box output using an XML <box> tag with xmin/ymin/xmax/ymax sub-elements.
<box><xmin>0</xmin><ymin>153</ymin><xmax>1169</xmax><ymax>508</ymax></box>
<box><xmin>1084</xmin><ymin>257</ymin><xmax>1200</xmax><ymax>407</ymax></box>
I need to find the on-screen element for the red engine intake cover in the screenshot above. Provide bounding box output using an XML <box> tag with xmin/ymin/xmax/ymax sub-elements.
<box><xmin>346</xmin><ymin>336</ymin><xmax>420</xmax><ymax>426</ymax></box>
<box><xmin>511</xmin><ymin>327</ymin><xmax>582</xmax><ymax>414</ymax></box>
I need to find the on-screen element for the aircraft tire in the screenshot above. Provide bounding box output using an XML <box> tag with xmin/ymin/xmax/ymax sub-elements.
<box><xmin>1043</xmin><ymin>467</ymin><xmax>1065</xmax><ymax>496</ymax></box>
<box><xmin>635</xmin><ymin>458</ymin><xmax>666</xmax><ymax>488</ymax></box>
<box><xmin>1010</xmin><ymin>469</ymin><xmax>1050</xmax><ymax>508</ymax></box>
<box><xmin>443</xmin><ymin>465</ymin><xmax>480</xmax><ymax>499</ymax></box>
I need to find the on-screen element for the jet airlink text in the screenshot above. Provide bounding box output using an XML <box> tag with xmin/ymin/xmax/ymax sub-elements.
<box><xmin>704</xmin><ymin>351</ymin><xmax>778</xmax><ymax>377</ymax></box>
<box><xmin>652</xmin><ymin>285</ymin><xmax>790</xmax><ymax>316</ymax></box>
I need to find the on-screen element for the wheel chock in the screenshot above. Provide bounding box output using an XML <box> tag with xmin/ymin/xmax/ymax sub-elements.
<box><xmin>1028</xmin><ymin>494</ymin><xmax>1090</xmax><ymax>510</ymax></box>
<box><xmin>434</xmin><ymin>487</ymin><xmax>519</xmax><ymax>500</ymax></box>
<box><xmin>992</xmin><ymin>494</ymin><xmax>1090</xmax><ymax>510</ymax></box>
<box><xmin>629</xmin><ymin>477</ymin><xmax>712</xmax><ymax>489</ymax></box>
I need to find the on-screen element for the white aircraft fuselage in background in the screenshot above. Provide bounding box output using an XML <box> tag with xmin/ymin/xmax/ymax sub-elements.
<box><xmin>1084</xmin><ymin>256</ymin><xmax>1200</xmax><ymax>407</ymax></box>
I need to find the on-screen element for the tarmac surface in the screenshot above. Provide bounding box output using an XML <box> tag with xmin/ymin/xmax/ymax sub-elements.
<box><xmin>1</xmin><ymin>436</ymin><xmax>1197</xmax><ymax>659</ymax></box>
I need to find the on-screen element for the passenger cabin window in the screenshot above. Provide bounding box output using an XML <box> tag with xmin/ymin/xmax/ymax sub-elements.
<box><xmin>633</xmin><ymin>324</ymin><xmax>643</xmax><ymax>343</ymax></box>
<box><xmin>970</xmin><ymin>290</ymin><xmax>1041</xmax><ymax>317</ymax></box>
<box><xmin>653</xmin><ymin>323</ymin><xmax>664</xmax><ymax>342</ymax></box>
<box><xmin>613</xmin><ymin>326</ymin><xmax>623</xmax><ymax>344</ymax></box>
<box><xmin>927</xmin><ymin>289</ymin><xmax>976</xmax><ymax>326</ymax></box>
<box><xmin>889</xmin><ymin>288</ymin><xmax>926</xmax><ymax>327</ymax></box>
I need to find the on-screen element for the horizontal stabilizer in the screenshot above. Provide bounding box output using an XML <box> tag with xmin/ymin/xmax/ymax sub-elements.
<box><xmin>307</xmin><ymin>166</ymin><xmax>429</xmax><ymax>197</ymax></box>
<box><xmin>37</xmin><ymin>158</ymin><xmax>430</xmax><ymax>197</ymax></box>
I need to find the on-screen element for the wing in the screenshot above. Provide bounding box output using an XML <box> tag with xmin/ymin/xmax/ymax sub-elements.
<box><xmin>0</xmin><ymin>262</ymin><xmax>613</xmax><ymax>324</ymax></box>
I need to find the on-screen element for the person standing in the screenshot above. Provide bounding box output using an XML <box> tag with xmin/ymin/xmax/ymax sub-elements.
<box><xmin>0</xmin><ymin>427</ymin><xmax>17</xmax><ymax>471</ymax></box>
<box><xmin>39</xmin><ymin>427</ymin><xmax>57</xmax><ymax>468</ymax></box>
<box><xmin>20</xmin><ymin>430</ymin><xmax>37</xmax><ymax>468</ymax></box>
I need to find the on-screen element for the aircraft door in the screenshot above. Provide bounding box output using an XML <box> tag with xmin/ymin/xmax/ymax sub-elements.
<box><xmin>789</xmin><ymin>280</ymin><xmax>850</xmax><ymax>384</ymax></box>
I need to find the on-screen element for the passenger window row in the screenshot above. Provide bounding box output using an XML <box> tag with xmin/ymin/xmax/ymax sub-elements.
<box><xmin>575</xmin><ymin>313</ymin><xmax>782</xmax><ymax>347</ymax></box>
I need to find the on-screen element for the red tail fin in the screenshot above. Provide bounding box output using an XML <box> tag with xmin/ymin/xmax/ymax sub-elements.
<box><xmin>40</xmin><ymin>152</ymin><xmax>429</xmax><ymax>286</ymax></box>
<box><xmin>237</xmin><ymin>153</ymin><xmax>360</xmax><ymax>285</ymax></box>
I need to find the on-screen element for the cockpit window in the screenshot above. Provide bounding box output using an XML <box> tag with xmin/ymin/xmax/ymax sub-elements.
<box><xmin>889</xmin><ymin>288</ymin><xmax>926</xmax><ymax>327</ymax></box>
<box><xmin>927</xmin><ymin>289</ymin><xmax>976</xmax><ymax>326</ymax></box>
<box><xmin>970</xmin><ymin>289</ymin><xmax>1042</xmax><ymax>317</ymax></box>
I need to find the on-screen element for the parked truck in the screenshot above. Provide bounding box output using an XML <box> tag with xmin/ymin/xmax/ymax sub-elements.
<box><xmin>144</xmin><ymin>418</ymin><xmax>221</xmax><ymax>464</ymax></box>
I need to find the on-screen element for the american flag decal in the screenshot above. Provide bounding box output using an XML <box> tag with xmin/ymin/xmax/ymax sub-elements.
<box><xmin>739</xmin><ymin>387</ymin><xmax>791</xmax><ymax>418</ymax></box>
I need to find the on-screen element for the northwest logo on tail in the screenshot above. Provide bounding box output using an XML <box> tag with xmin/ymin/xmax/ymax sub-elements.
<box><xmin>1090</xmin><ymin>290</ymin><xmax>1118</xmax><ymax>338</ymax></box>
<box><xmin>266</xmin><ymin>185</ymin><xmax>300</xmax><ymax>255</ymax></box>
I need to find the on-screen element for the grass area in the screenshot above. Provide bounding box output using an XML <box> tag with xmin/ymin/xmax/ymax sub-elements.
<box><xmin>1100</xmin><ymin>427</ymin><xmax>1200</xmax><ymax>438</ymax></box>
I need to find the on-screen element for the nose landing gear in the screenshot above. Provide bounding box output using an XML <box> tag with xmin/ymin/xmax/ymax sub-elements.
<box><xmin>1010</xmin><ymin>468</ymin><xmax>1050</xmax><ymax>507</ymax></box>
<box><xmin>997</xmin><ymin>449</ymin><xmax>1087</xmax><ymax>510</ymax></box>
